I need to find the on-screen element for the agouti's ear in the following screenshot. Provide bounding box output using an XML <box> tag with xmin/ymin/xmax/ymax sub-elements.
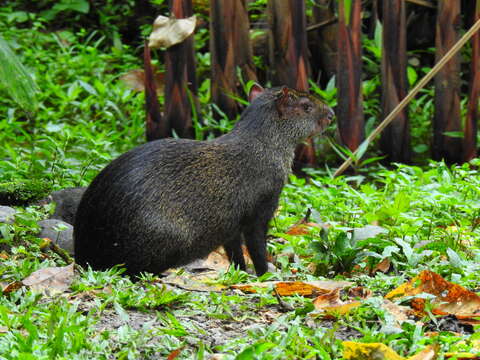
<box><xmin>274</xmin><ymin>86</ymin><xmax>290</xmax><ymax>117</ymax></box>
<box><xmin>248</xmin><ymin>83</ymin><xmax>265</xmax><ymax>102</ymax></box>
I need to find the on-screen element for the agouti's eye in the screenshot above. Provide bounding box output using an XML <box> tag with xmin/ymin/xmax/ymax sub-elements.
<box><xmin>302</xmin><ymin>103</ymin><xmax>312</xmax><ymax>112</ymax></box>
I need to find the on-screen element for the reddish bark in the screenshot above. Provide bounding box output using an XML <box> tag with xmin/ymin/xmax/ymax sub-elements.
<box><xmin>311</xmin><ymin>0</ymin><xmax>338</xmax><ymax>84</ymax></box>
<box><xmin>464</xmin><ymin>1</ymin><xmax>480</xmax><ymax>162</ymax></box>
<box><xmin>268</xmin><ymin>0</ymin><xmax>315</xmax><ymax>170</ymax></box>
<box><xmin>432</xmin><ymin>0</ymin><xmax>462</xmax><ymax>163</ymax></box>
<box><xmin>163</xmin><ymin>0</ymin><xmax>195</xmax><ymax>139</ymax></box>
<box><xmin>380</xmin><ymin>0</ymin><xmax>410</xmax><ymax>163</ymax></box>
<box><xmin>144</xmin><ymin>41</ymin><xmax>167</xmax><ymax>141</ymax></box>
<box><xmin>210</xmin><ymin>0</ymin><xmax>256</xmax><ymax>121</ymax></box>
<box><xmin>337</xmin><ymin>0</ymin><xmax>364</xmax><ymax>152</ymax></box>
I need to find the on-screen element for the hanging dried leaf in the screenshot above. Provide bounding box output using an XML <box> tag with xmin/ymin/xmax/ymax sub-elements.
<box><xmin>120</xmin><ymin>68</ymin><xmax>165</xmax><ymax>94</ymax></box>
<box><xmin>149</xmin><ymin>15</ymin><xmax>196</xmax><ymax>49</ymax></box>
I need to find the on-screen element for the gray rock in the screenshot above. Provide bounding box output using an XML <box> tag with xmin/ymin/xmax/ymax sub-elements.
<box><xmin>38</xmin><ymin>219</ymin><xmax>74</xmax><ymax>255</ymax></box>
<box><xmin>0</xmin><ymin>206</ymin><xmax>16</xmax><ymax>224</ymax></box>
<box><xmin>42</xmin><ymin>187</ymin><xmax>86</xmax><ymax>224</ymax></box>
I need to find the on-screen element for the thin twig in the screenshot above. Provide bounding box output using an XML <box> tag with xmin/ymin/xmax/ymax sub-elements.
<box><xmin>333</xmin><ymin>17</ymin><xmax>480</xmax><ymax>178</ymax></box>
<box><xmin>405</xmin><ymin>0</ymin><xmax>436</xmax><ymax>9</ymax></box>
<box><xmin>307</xmin><ymin>18</ymin><xmax>337</xmax><ymax>32</ymax></box>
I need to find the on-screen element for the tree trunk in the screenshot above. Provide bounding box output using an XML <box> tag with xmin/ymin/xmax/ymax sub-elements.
<box><xmin>144</xmin><ymin>41</ymin><xmax>167</xmax><ymax>141</ymax></box>
<box><xmin>268</xmin><ymin>0</ymin><xmax>315</xmax><ymax>171</ymax></box>
<box><xmin>464</xmin><ymin>0</ymin><xmax>480</xmax><ymax>162</ymax></box>
<box><xmin>380</xmin><ymin>0</ymin><xmax>410</xmax><ymax>163</ymax></box>
<box><xmin>210</xmin><ymin>0</ymin><xmax>256</xmax><ymax>122</ymax></box>
<box><xmin>311</xmin><ymin>0</ymin><xmax>338</xmax><ymax>85</ymax></box>
<box><xmin>337</xmin><ymin>0</ymin><xmax>364</xmax><ymax>151</ymax></box>
<box><xmin>432</xmin><ymin>0</ymin><xmax>462</xmax><ymax>163</ymax></box>
<box><xmin>164</xmin><ymin>0</ymin><xmax>195</xmax><ymax>138</ymax></box>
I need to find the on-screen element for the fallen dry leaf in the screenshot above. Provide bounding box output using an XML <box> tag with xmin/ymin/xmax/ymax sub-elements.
<box><xmin>381</xmin><ymin>299</ymin><xmax>414</xmax><ymax>327</ymax></box>
<box><xmin>312</xmin><ymin>289</ymin><xmax>361</xmax><ymax>317</ymax></box>
<box><xmin>232</xmin><ymin>280</ymin><xmax>352</xmax><ymax>296</ymax></box>
<box><xmin>162</xmin><ymin>270</ymin><xmax>227</xmax><ymax>292</ymax></box>
<box><xmin>2</xmin><ymin>281</ymin><xmax>23</xmax><ymax>295</ymax></box>
<box><xmin>286</xmin><ymin>222</ymin><xmax>322</xmax><ymax>235</ymax></box>
<box><xmin>184</xmin><ymin>246</ymin><xmax>253</xmax><ymax>272</ymax></box>
<box><xmin>149</xmin><ymin>15</ymin><xmax>196</xmax><ymax>49</ymax></box>
<box><xmin>167</xmin><ymin>346</ymin><xmax>184</xmax><ymax>360</ymax></box>
<box><xmin>343</xmin><ymin>342</ymin><xmax>437</xmax><ymax>360</ymax></box>
<box><xmin>22</xmin><ymin>263</ymin><xmax>74</xmax><ymax>295</ymax></box>
<box><xmin>343</xmin><ymin>341</ymin><xmax>405</xmax><ymax>360</ymax></box>
<box><xmin>385</xmin><ymin>270</ymin><xmax>480</xmax><ymax>323</ymax></box>
<box><xmin>372</xmin><ymin>258</ymin><xmax>392</xmax><ymax>275</ymax></box>
<box><xmin>348</xmin><ymin>286</ymin><xmax>372</xmax><ymax>299</ymax></box>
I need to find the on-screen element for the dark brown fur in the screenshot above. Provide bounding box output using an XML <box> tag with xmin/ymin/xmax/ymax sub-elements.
<box><xmin>74</xmin><ymin>85</ymin><xmax>333</xmax><ymax>276</ymax></box>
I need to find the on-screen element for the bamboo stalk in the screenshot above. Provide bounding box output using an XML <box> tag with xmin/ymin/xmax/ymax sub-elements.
<box><xmin>333</xmin><ymin>17</ymin><xmax>480</xmax><ymax>178</ymax></box>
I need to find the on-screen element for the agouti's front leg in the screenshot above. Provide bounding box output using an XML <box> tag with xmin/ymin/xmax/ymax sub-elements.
<box><xmin>224</xmin><ymin>233</ymin><xmax>246</xmax><ymax>271</ymax></box>
<box><xmin>243</xmin><ymin>199</ymin><xmax>278</xmax><ymax>276</ymax></box>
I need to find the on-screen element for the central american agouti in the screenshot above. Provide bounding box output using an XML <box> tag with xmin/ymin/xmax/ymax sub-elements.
<box><xmin>74</xmin><ymin>84</ymin><xmax>334</xmax><ymax>276</ymax></box>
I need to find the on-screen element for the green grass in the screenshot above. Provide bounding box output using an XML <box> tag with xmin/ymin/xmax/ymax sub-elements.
<box><xmin>0</xmin><ymin>12</ymin><xmax>479</xmax><ymax>360</ymax></box>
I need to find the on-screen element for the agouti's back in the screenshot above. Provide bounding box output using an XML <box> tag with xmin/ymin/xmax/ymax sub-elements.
<box><xmin>74</xmin><ymin>85</ymin><xmax>334</xmax><ymax>275</ymax></box>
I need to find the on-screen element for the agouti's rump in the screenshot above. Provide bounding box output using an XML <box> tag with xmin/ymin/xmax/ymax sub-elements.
<box><xmin>74</xmin><ymin>84</ymin><xmax>334</xmax><ymax>276</ymax></box>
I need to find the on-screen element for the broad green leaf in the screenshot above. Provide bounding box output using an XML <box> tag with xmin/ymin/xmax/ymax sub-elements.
<box><xmin>0</xmin><ymin>35</ymin><xmax>38</xmax><ymax>113</ymax></box>
<box><xmin>407</xmin><ymin>66</ymin><xmax>418</xmax><ymax>86</ymax></box>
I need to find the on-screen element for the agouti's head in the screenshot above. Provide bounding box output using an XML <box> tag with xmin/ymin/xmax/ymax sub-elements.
<box><xmin>242</xmin><ymin>84</ymin><xmax>334</xmax><ymax>146</ymax></box>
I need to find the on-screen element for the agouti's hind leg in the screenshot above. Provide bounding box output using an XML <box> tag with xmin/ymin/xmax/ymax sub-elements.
<box><xmin>224</xmin><ymin>233</ymin><xmax>246</xmax><ymax>271</ymax></box>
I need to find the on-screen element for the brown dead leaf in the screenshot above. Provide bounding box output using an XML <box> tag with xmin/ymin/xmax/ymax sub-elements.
<box><xmin>167</xmin><ymin>346</ymin><xmax>184</xmax><ymax>360</ymax></box>
<box><xmin>22</xmin><ymin>263</ymin><xmax>74</xmax><ymax>295</ymax></box>
<box><xmin>372</xmin><ymin>258</ymin><xmax>392</xmax><ymax>274</ymax></box>
<box><xmin>286</xmin><ymin>222</ymin><xmax>321</xmax><ymax>235</ymax></box>
<box><xmin>285</xmin><ymin>208</ymin><xmax>330</xmax><ymax>235</ymax></box>
<box><xmin>0</xmin><ymin>252</ymin><xmax>8</xmax><ymax>260</ymax></box>
<box><xmin>312</xmin><ymin>288</ymin><xmax>361</xmax><ymax>317</ymax></box>
<box><xmin>348</xmin><ymin>286</ymin><xmax>372</xmax><ymax>299</ymax></box>
<box><xmin>120</xmin><ymin>69</ymin><xmax>165</xmax><ymax>94</ymax></box>
<box><xmin>2</xmin><ymin>281</ymin><xmax>23</xmax><ymax>295</ymax></box>
<box><xmin>149</xmin><ymin>15</ymin><xmax>196</xmax><ymax>49</ymax></box>
<box><xmin>232</xmin><ymin>280</ymin><xmax>352</xmax><ymax>296</ymax></box>
<box><xmin>198</xmin><ymin>248</ymin><xmax>231</xmax><ymax>271</ymax></box>
<box><xmin>385</xmin><ymin>270</ymin><xmax>480</xmax><ymax>322</ymax></box>
<box><xmin>185</xmin><ymin>246</ymin><xmax>253</xmax><ymax>272</ymax></box>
